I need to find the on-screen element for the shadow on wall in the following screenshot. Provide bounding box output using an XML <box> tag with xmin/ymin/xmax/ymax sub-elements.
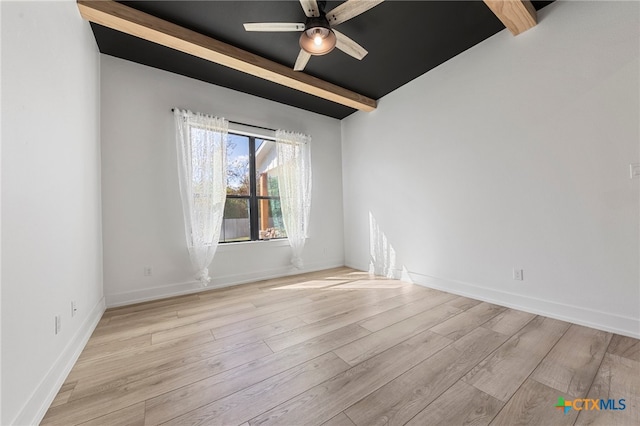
<box><xmin>369</xmin><ymin>212</ymin><xmax>412</xmax><ymax>282</ymax></box>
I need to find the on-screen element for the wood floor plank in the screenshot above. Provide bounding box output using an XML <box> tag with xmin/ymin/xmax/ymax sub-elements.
<box><xmin>105</xmin><ymin>295</ymin><xmax>257</xmax><ymax>328</ymax></box>
<box><xmin>175</xmin><ymin>301</ymin><xmax>257</xmax><ymax>319</ymax></box>
<box><xmin>151</xmin><ymin>305</ymin><xmax>288</xmax><ymax>344</ymax></box>
<box><xmin>198</xmin><ymin>280</ymin><xmax>282</xmax><ymax>297</ymax></box>
<box><xmin>252</xmin><ymin>268</ymin><xmax>353</xmax><ymax>290</ymax></box>
<box><xmin>187</xmin><ymin>275</ymin><xmax>324</xmax><ymax>307</ymax></box>
<box><xmin>114</xmin><ymin>282</ymin><xmax>304</xmax><ymax>321</ymax></box>
<box><xmin>76</xmin><ymin>334</ymin><xmax>152</xmax><ymax>364</ymax></box>
<box><xmin>445</xmin><ymin>295</ymin><xmax>483</xmax><ymax>311</ymax></box>
<box><xmin>69</xmin><ymin>332</ymin><xmax>270</xmax><ymax>401</ymax></box>
<box><xmin>49</xmin><ymin>389</ymin><xmax>73</xmax><ymax>408</ymax></box>
<box><xmin>607</xmin><ymin>334</ymin><xmax>640</xmax><ymax>362</ymax></box>
<box><xmin>357</xmin><ymin>291</ymin><xmax>458</xmax><ymax>333</ymax></box>
<box><xmin>344</xmin><ymin>327</ymin><xmax>508</xmax><ymax>426</ymax></box>
<box><xmin>105</xmin><ymin>302</ymin><xmax>185</xmax><ymax>323</ymax></box>
<box><xmin>77</xmin><ymin>402</ymin><xmax>146</xmax><ymax>426</ymax></box>
<box><xmin>110</xmin><ymin>271</ymin><xmax>346</xmax><ymax>320</ymax></box>
<box><xmin>322</xmin><ymin>413</ymin><xmax>356</xmax><ymax>426</ymax></box>
<box><xmin>530</xmin><ymin>324</ymin><xmax>612</xmax><ymax>397</ymax></box>
<box><xmin>304</xmin><ymin>287</ymin><xmax>393</xmax><ymax>302</ymax></box>
<box><xmin>66</xmin><ymin>331</ymin><xmax>215</xmax><ymax>385</ymax></box>
<box><xmin>406</xmin><ymin>381</ymin><xmax>503</xmax><ymax>426</ymax></box>
<box><xmin>575</xmin><ymin>353</ymin><xmax>640</xmax><ymax>426</ymax></box>
<box><xmin>103</xmin><ymin>294</ymin><xmax>200</xmax><ymax>318</ymax></box>
<box><xmin>482</xmin><ymin>308</ymin><xmax>536</xmax><ymax>336</ymax></box>
<box><xmin>250</xmin><ymin>272</ymin><xmax>347</xmax><ymax>292</ymax></box>
<box><xmin>463</xmin><ymin>316</ymin><xmax>570</xmax><ymax>402</ymax></box>
<box><xmin>153</xmin><ymin>287</ymin><xmax>382</xmax><ymax>344</ymax></box>
<box><xmin>251</xmin><ymin>271</ymin><xmax>359</xmax><ymax>294</ymax></box>
<box><xmin>297</xmin><ymin>287</ymin><xmax>429</xmax><ymax>324</ymax></box>
<box><xmin>41</xmin><ymin>342</ymin><xmax>272</xmax><ymax>425</ymax></box>
<box><xmin>213</xmin><ymin>316</ymin><xmax>307</xmax><ymax>346</ymax></box>
<box><xmin>105</xmin><ymin>308</ymin><xmax>181</xmax><ymax>327</ymax></box>
<box><xmin>490</xmin><ymin>378</ymin><xmax>579</xmax><ymax>426</ymax></box>
<box><xmin>322</xmin><ymin>270</ymin><xmax>382</xmax><ymax>281</ymax></box>
<box><xmin>59</xmin><ymin>381</ymin><xmax>77</xmax><ymax>393</ymax></box>
<box><xmin>96</xmin><ymin>316</ymin><xmax>110</xmax><ymax>327</ymax></box>
<box><xmin>269</xmin><ymin>279</ymin><xmax>352</xmax><ymax>289</ymax></box>
<box><xmin>430</xmin><ymin>302</ymin><xmax>506</xmax><ymax>341</ymax></box>
<box><xmin>101</xmin><ymin>270</ymin><xmax>350</xmax><ymax>335</ymax></box>
<box><xmin>144</xmin><ymin>323</ymin><xmax>371</xmax><ymax>425</ymax></box>
<box><xmin>162</xmin><ymin>353</ymin><xmax>350</xmax><ymax>425</ymax></box>
<box><xmin>208</xmin><ymin>309</ymin><xmax>306</xmax><ymax>341</ymax></box>
<box><xmin>248</xmin><ymin>330</ymin><xmax>453</xmax><ymax>426</ymax></box>
<box><xmin>90</xmin><ymin>301</ymin><xmax>257</xmax><ymax>345</ymax></box>
<box><xmin>264</xmin><ymin>294</ymin><xmax>429</xmax><ymax>352</ymax></box>
<box><xmin>334</xmin><ymin>302</ymin><xmax>461</xmax><ymax>366</ymax></box>
<box><xmin>248</xmin><ymin>290</ymin><xmax>316</xmax><ymax>308</ymax></box>
<box><xmin>330</xmin><ymin>279</ymin><xmax>412</xmax><ymax>289</ymax></box>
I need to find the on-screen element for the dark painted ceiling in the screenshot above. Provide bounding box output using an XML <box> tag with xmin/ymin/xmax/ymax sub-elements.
<box><xmin>90</xmin><ymin>1</ymin><xmax>553</xmax><ymax>119</ymax></box>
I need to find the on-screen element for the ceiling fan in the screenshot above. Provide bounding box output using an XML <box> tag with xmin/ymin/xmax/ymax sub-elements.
<box><xmin>244</xmin><ymin>0</ymin><xmax>384</xmax><ymax>71</ymax></box>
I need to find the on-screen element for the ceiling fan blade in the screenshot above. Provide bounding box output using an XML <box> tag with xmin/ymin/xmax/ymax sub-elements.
<box><xmin>333</xmin><ymin>29</ymin><xmax>368</xmax><ymax>60</ymax></box>
<box><xmin>326</xmin><ymin>0</ymin><xmax>384</xmax><ymax>26</ymax></box>
<box><xmin>299</xmin><ymin>0</ymin><xmax>320</xmax><ymax>17</ymax></box>
<box><xmin>243</xmin><ymin>23</ymin><xmax>305</xmax><ymax>32</ymax></box>
<box><xmin>294</xmin><ymin>50</ymin><xmax>311</xmax><ymax>71</ymax></box>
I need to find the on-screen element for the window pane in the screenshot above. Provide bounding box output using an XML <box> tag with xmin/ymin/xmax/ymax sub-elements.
<box><xmin>255</xmin><ymin>139</ymin><xmax>280</xmax><ymax>197</ymax></box>
<box><xmin>258</xmin><ymin>198</ymin><xmax>287</xmax><ymax>240</ymax></box>
<box><xmin>221</xmin><ymin>198</ymin><xmax>250</xmax><ymax>242</ymax></box>
<box><xmin>227</xmin><ymin>134</ymin><xmax>250</xmax><ymax>196</ymax></box>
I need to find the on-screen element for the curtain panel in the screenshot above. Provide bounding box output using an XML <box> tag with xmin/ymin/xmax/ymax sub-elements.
<box><xmin>174</xmin><ymin>109</ymin><xmax>228</xmax><ymax>285</ymax></box>
<box><xmin>275</xmin><ymin>129</ymin><xmax>312</xmax><ymax>269</ymax></box>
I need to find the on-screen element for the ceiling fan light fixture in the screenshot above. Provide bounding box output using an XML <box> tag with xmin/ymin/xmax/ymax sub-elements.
<box><xmin>299</xmin><ymin>17</ymin><xmax>336</xmax><ymax>55</ymax></box>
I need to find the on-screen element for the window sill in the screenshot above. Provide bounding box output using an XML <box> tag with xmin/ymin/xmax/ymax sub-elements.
<box><xmin>217</xmin><ymin>238</ymin><xmax>291</xmax><ymax>252</ymax></box>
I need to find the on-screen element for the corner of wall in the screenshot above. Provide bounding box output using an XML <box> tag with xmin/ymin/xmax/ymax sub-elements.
<box><xmin>11</xmin><ymin>298</ymin><xmax>105</xmax><ymax>426</ymax></box>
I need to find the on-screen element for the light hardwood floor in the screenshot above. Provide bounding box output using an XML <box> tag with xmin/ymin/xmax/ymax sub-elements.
<box><xmin>42</xmin><ymin>267</ymin><xmax>640</xmax><ymax>425</ymax></box>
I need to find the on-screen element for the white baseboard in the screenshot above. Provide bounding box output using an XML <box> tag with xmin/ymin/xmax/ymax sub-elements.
<box><xmin>12</xmin><ymin>296</ymin><xmax>106</xmax><ymax>426</ymax></box>
<box><xmin>106</xmin><ymin>259</ymin><xmax>345</xmax><ymax>308</ymax></box>
<box><xmin>345</xmin><ymin>262</ymin><xmax>640</xmax><ymax>339</ymax></box>
<box><xmin>411</xmin><ymin>272</ymin><xmax>640</xmax><ymax>339</ymax></box>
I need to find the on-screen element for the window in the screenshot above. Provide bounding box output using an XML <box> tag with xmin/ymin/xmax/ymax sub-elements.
<box><xmin>221</xmin><ymin>133</ymin><xmax>287</xmax><ymax>242</ymax></box>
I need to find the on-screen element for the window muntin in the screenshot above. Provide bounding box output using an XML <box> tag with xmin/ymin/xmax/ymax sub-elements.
<box><xmin>221</xmin><ymin>133</ymin><xmax>286</xmax><ymax>243</ymax></box>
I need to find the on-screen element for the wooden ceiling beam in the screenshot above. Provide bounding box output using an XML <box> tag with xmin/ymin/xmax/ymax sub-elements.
<box><xmin>77</xmin><ymin>0</ymin><xmax>376</xmax><ymax>112</ymax></box>
<box><xmin>483</xmin><ymin>0</ymin><xmax>537</xmax><ymax>36</ymax></box>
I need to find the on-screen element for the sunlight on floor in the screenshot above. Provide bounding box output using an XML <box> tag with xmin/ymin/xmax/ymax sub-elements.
<box><xmin>272</xmin><ymin>277</ymin><xmax>412</xmax><ymax>291</ymax></box>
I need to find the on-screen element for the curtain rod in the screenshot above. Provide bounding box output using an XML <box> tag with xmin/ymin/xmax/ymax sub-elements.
<box><xmin>170</xmin><ymin>108</ymin><xmax>276</xmax><ymax>133</ymax></box>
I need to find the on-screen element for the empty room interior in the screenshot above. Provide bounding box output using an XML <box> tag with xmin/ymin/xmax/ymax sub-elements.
<box><xmin>2</xmin><ymin>0</ymin><xmax>639</xmax><ymax>425</ymax></box>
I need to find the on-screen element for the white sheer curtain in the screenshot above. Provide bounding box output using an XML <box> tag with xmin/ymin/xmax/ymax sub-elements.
<box><xmin>276</xmin><ymin>130</ymin><xmax>312</xmax><ymax>269</ymax></box>
<box><xmin>174</xmin><ymin>109</ymin><xmax>228</xmax><ymax>285</ymax></box>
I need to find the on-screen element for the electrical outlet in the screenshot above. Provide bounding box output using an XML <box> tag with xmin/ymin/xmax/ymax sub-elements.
<box><xmin>513</xmin><ymin>268</ymin><xmax>524</xmax><ymax>281</ymax></box>
<box><xmin>55</xmin><ymin>315</ymin><xmax>61</xmax><ymax>335</ymax></box>
<box><xmin>144</xmin><ymin>266</ymin><xmax>152</xmax><ymax>276</ymax></box>
<box><xmin>71</xmin><ymin>301</ymin><xmax>77</xmax><ymax>317</ymax></box>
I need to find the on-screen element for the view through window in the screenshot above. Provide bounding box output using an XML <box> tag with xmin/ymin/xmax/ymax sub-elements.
<box><xmin>222</xmin><ymin>133</ymin><xmax>286</xmax><ymax>242</ymax></box>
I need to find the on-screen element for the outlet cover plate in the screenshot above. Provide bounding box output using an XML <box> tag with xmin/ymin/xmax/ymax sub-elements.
<box><xmin>513</xmin><ymin>268</ymin><xmax>524</xmax><ymax>281</ymax></box>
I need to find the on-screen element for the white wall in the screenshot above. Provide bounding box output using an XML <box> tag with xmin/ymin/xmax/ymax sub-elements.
<box><xmin>342</xmin><ymin>0</ymin><xmax>640</xmax><ymax>337</ymax></box>
<box><xmin>100</xmin><ymin>56</ymin><xmax>344</xmax><ymax>306</ymax></box>
<box><xmin>1</xmin><ymin>1</ymin><xmax>103</xmax><ymax>424</ymax></box>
